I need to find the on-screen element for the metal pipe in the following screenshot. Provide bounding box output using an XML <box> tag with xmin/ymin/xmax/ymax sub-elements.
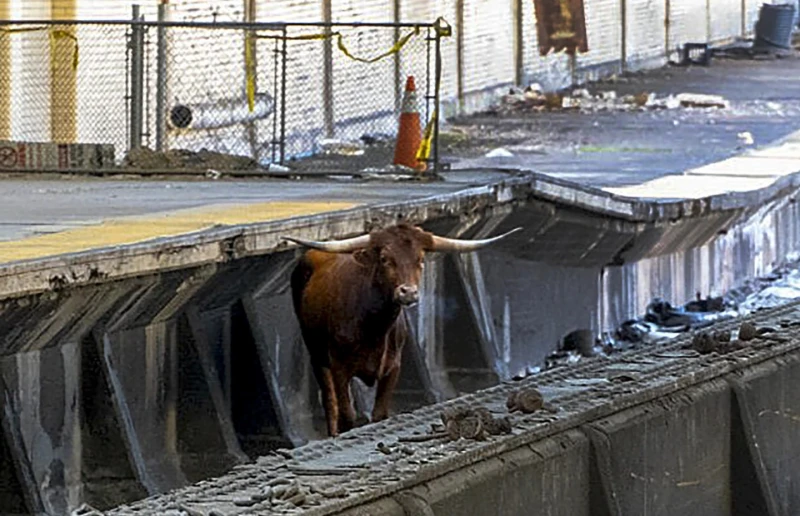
<box><xmin>433</xmin><ymin>25</ymin><xmax>442</xmax><ymax>173</ymax></box>
<box><xmin>322</xmin><ymin>0</ymin><xmax>334</xmax><ymax>138</ymax></box>
<box><xmin>155</xmin><ymin>3</ymin><xmax>168</xmax><ymax>152</ymax></box>
<box><xmin>513</xmin><ymin>0</ymin><xmax>523</xmax><ymax>86</ymax></box>
<box><xmin>620</xmin><ymin>0</ymin><xmax>627</xmax><ymax>72</ymax></box>
<box><xmin>455</xmin><ymin>0</ymin><xmax>464</xmax><ymax>112</ymax></box>
<box><xmin>50</xmin><ymin>0</ymin><xmax>77</xmax><ymax>143</ymax></box>
<box><xmin>280</xmin><ymin>26</ymin><xmax>287</xmax><ymax>164</ymax></box>
<box><xmin>393</xmin><ymin>0</ymin><xmax>402</xmax><ymax>114</ymax></box>
<box><xmin>0</xmin><ymin>19</ymin><xmax>433</xmax><ymax>29</ymax></box>
<box><xmin>129</xmin><ymin>5</ymin><xmax>144</xmax><ymax>151</ymax></box>
<box><xmin>0</xmin><ymin>0</ymin><xmax>10</xmax><ymax>139</ymax></box>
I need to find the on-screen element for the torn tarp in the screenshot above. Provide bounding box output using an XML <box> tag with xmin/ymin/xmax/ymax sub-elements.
<box><xmin>533</xmin><ymin>0</ymin><xmax>589</xmax><ymax>56</ymax></box>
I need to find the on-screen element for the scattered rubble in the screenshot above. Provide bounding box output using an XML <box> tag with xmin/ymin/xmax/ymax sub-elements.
<box><xmin>506</xmin><ymin>388</ymin><xmax>543</xmax><ymax>414</ymax></box>
<box><xmin>539</xmin><ymin>259</ymin><xmax>800</xmax><ymax>373</ymax></box>
<box><xmin>123</xmin><ymin>146</ymin><xmax>263</xmax><ymax>171</ymax></box>
<box><xmin>687</xmin><ymin>320</ymin><xmax>778</xmax><ymax>355</ymax></box>
<box><xmin>318</xmin><ymin>138</ymin><xmax>366</xmax><ymax>156</ymax></box>
<box><xmin>497</xmin><ymin>84</ymin><xmax>731</xmax><ymax>114</ymax></box>
<box><xmin>485</xmin><ymin>147</ymin><xmax>514</xmax><ymax>158</ymax></box>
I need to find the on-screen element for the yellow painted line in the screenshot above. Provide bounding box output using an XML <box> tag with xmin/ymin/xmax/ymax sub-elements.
<box><xmin>0</xmin><ymin>200</ymin><xmax>357</xmax><ymax>263</ymax></box>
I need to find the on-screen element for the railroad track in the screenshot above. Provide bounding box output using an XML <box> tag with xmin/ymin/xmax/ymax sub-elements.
<box><xmin>105</xmin><ymin>301</ymin><xmax>800</xmax><ymax>516</ymax></box>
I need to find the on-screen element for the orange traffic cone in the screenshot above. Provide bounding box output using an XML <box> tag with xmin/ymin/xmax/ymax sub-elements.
<box><xmin>393</xmin><ymin>76</ymin><xmax>426</xmax><ymax>171</ymax></box>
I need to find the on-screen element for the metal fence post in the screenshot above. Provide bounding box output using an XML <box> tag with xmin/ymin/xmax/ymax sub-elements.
<box><xmin>280</xmin><ymin>26</ymin><xmax>287</xmax><ymax>164</ymax></box>
<box><xmin>155</xmin><ymin>3</ymin><xmax>168</xmax><ymax>152</ymax></box>
<box><xmin>433</xmin><ymin>23</ymin><xmax>442</xmax><ymax>173</ymax></box>
<box><xmin>129</xmin><ymin>4</ymin><xmax>145</xmax><ymax>151</ymax></box>
<box><xmin>322</xmin><ymin>0</ymin><xmax>334</xmax><ymax>138</ymax></box>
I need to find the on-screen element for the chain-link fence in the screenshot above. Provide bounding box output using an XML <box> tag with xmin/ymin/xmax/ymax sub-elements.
<box><xmin>0</xmin><ymin>16</ymin><xmax>446</xmax><ymax>174</ymax></box>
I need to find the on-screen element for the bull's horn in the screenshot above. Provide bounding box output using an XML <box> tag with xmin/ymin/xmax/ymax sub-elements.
<box><xmin>428</xmin><ymin>227</ymin><xmax>522</xmax><ymax>252</ymax></box>
<box><xmin>282</xmin><ymin>233</ymin><xmax>371</xmax><ymax>253</ymax></box>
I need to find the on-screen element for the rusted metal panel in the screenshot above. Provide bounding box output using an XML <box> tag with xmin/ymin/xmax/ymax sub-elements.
<box><xmin>520</xmin><ymin>0</ymin><xmax>572</xmax><ymax>91</ymax></box>
<box><xmin>532</xmin><ymin>0</ymin><xmax>588</xmax><ymax>56</ymax></box>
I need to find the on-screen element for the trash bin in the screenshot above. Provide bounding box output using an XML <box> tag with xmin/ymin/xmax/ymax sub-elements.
<box><xmin>754</xmin><ymin>3</ymin><xmax>796</xmax><ymax>49</ymax></box>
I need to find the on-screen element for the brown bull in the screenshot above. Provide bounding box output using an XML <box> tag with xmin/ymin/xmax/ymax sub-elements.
<box><xmin>284</xmin><ymin>223</ymin><xmax>520</xmax><ymax>436</ymax></box>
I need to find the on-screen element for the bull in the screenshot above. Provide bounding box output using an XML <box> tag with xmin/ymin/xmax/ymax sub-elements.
<box><xmin>284</xmin><ymin>223</ymin><xmax>520</xmax><ymax>436</ymax></box>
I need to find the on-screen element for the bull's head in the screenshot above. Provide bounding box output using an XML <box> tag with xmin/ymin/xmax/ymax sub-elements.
<box><xmin>283</xmin><ymin>224</ymin><xmax>521</xmax><ymax>306</ymax></box>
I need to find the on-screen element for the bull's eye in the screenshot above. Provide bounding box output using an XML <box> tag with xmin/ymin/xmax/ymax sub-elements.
<box><xmin>380</xmin><ymin>253</ymin><xmax>391</xmax><ymax>266</ymax></box>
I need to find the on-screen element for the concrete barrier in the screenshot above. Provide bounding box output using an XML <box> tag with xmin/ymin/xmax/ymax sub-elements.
<box><xmin>0</xmin><ymin>159</ymin><xmax>798</xmax><ymax>512</ymax></box>
<box><xmin>103</xmin><ymin>303</ymin><xmax>800</xmax><ymax>516</ymax></box>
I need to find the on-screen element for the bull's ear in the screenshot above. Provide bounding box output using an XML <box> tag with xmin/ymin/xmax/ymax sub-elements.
<box><xmin>353</xmin><ymin>248</ymin><xmax>371</xmax><ymax>267</ymax></box>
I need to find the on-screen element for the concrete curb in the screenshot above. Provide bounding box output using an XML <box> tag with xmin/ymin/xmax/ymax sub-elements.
<box><xmin>0</xmin><ymin>154</ymin><xmax>797</xmax><ymax>300</ymax></box>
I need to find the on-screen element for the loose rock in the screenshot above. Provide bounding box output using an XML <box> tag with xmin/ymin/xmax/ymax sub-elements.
<box><xmin>507</xmin><ymin>388</ymin><xmax>544</xmax><ymax>414</ymax></box>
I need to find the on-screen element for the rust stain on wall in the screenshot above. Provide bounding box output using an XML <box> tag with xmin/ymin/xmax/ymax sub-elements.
<box><xmin>533</xmin><ymin>0</ymin><xmax>589</xmax><ymax>56</ymax></box>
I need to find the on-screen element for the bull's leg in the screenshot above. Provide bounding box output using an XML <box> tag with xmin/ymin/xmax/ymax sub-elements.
<box><xmin>333</xmin><ymin>370</ymin><xmax>357</xmax><ymax>433</ymax></box>
<box><xmin>372</xmin><ymin>365</ymin><xmax>400</xmax><ymax>422</ymax></box>
<box><xmin>313</xmin><ymin>364</ymin><xmax>339</xmax><ymax>436</ymax></box>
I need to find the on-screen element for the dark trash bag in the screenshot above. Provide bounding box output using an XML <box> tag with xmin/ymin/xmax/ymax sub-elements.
<box><xmin>754</xmin><ymin>3</ymin><xmax>796</xmax><ymax>49</ymax></box>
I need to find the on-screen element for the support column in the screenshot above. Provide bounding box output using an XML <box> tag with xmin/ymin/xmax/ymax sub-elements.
<box><xmin>50</xmin><ymin>0</ymin><xmax>77</xmax><ymax>143</ymax></box>
<box><xmin>0</xmin><ymin>0</ymin><xmax>10</xmax><ymax>139</ymax></box>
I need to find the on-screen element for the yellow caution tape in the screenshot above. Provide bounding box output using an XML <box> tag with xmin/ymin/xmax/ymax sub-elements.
<box><xmin>254</xmin><ymin>25</ymin><xmax>421</xmax><ymax>62</ymax></box>
<box><xmin>335</xmin><ymin>26</ymin><xmax>419</xmax><ymax>64</ymax></box>
<box><xmin>416</xmin><ymin>108</ymin><xmax>436</xmax><ymax>163</ymax></box>
<box><xmin>246</xmin><ymin>25</ymin><xmax>423</xmax><ymax>113</ymax></box>
<box><xmin>0</xmin><ymin>26</ymin><xmax>79</xmax><ymax>70</ymax></box>
<box><xmin>244</xmin><ymin>31</ymin><xmax>256</xmax><ymax>112</ymax></box>
<box><xmin>434</xmin><ymin>17</ymin><xmax>452</xmax><ymax>37</ymax></box>
<box><xmin>50</xmin><ymin>28</ymin><xmax>79</xmax><ymax>70</ymax></box>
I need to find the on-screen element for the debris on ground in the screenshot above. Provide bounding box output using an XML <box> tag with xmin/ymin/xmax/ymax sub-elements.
<box><xmin>675</xmin><ymin>93</ymin><xmax>730</xmax><ymax>109</ymax></box>
<box><xmin>123</xmin><ymin>146</ymin><xmax>263</xmax><ymax>171</ymax></box>
<box><xmin>318</xmin><ymin>138</ymin><xmax>366</xmax><ymax>156</ymax></box>
<box><xmin>485</xmin><ymin>147</ymin><xmax>514</xmax><ymax>158</ymax></box>
<box><xmin>496</xmin><ymin>84</ymin><xmax>731</xmax><ymax>114</ymax></box>
<box><xmin>688</xmin><ymin>329</ymin><xmax>743</xmax><ymax>354</ymax></box>
<box><xmin>505</xmin><ymin>387</ymin><xmax>558</xmax><ymax>415</ymax></box>
<box><xmin>506</xmin><ymin>388</ymin><xmax>544</xmax><ymax>414</ymax></box>
<box><xmin>644</xmin><ymin>297</ymin><xmax>721</xmax><ymax>330</ymax></box>
<box><xmin>687</xmin><ymin>320</ymin><xmax>782</xmax><ymax>355</ymax></box>
<box><xmin>438</xmin><ymin>405</ymin><xmax>513</xmax><ymax>441</ymax></box>
<box><xmin>738</xmin><ymin>131</ymin><xmax>755</xmax><ymax>145</ymax></box>
<box><xmin>539</xmin><ymin>261</ymin><xmax>800</xmax><ymax>373</ymax></box>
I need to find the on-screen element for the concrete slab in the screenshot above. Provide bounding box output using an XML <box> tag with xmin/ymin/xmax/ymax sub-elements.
<box><xmin>687</xmin><ymin>156</ymin><xmax>800</xmax><ymax>178</ymax></box>
<box><xmin>445</xmin><ymin>57</ymin><xmax>800</xmax><ymax>189</ymax></box>
<box><xmin>603</xmin><ymin>174</ymin><xmax>778</xmax><ymax>200</ymax></box>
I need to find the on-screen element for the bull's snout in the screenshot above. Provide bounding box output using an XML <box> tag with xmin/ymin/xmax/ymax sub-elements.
<box><xmin>395</xmin><ymin>284</ymin><xmax>419</xmax><ymax>305</ymax></box>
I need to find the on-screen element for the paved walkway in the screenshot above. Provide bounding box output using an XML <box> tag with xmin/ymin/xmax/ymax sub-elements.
<box><xmin>3</xmin><ymin>56</ymin><xmax>800</xmax><ymax>266</ymax></box>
